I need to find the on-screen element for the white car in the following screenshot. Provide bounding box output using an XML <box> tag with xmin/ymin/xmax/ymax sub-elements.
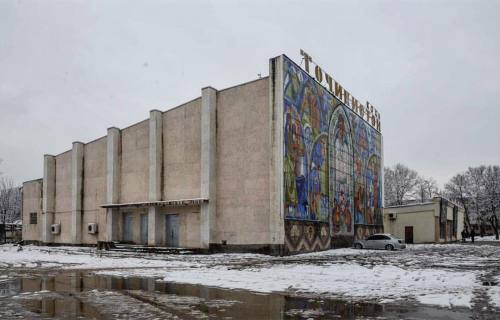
<box><xmin>353</xmin><ymin>233</ymin><xmax>406</xmax><ymax>250</ymax></box>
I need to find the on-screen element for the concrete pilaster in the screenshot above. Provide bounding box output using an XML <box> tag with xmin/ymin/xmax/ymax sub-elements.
<box><xmin>148</xmin><ymin>109</ymin><xmax>163</xmax><ymax>245</ymax></box>
<box><xmin>269</xmin><ymin>56</ymin><xmax>285</xmax><ymax>249</ymax></box>
<box><xmin>42</xmin><ymin>154</ymin><xmax>55</xmax><ymax>243</ymax></box>
<box><xmin>148</xmin><ymin>206</ymin><xmax>162</xmax><ymax>245</ymax></box>
<box><xmin>200</xmin><ymin>86</ymin><xmax>217</xmax><ymax>248</ymax></box>
<box><xmin>71</xmin><ymin>142</ymin><xmax>84</xmax><ymax>244</ymax></box>
<box><xmin>149</xmin><ymin>110</ymin><xmax>163</xmax><ymax>201</ymax></box>
<box><xmin>106</xmin><ymin>127</ymin><xmax>121</xmax><ymax>241</ymax></box>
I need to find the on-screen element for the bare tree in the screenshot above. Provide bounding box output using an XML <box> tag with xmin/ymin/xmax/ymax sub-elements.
<box><xmin>415</xmin><ymin>177</ymin><xmax>439</xmax><ymax>202</ymax></box>
<box><xmin>444</xmin><ymin>173</ymin><xmax>472</xmax><ymax>232</ymax></box>
<box><xmin>467</xmin><ymin>166</ymin><xmax>487</xmax><ymax>234</ymax></box>
<box><xmin>0</xmin><ymin>176</ymin><xmax>21</xmax><ymax>224</ymax></box>
<box><xmin>384</xmin><ymin>164</ymin><xmax>419</xmax><ymax>206</ymax></box>
<box><xmin>445</xmin><ymin>165</ymin><xmax>500</xmax><ymax>238</ymax></box>
<box><xmin>482</xmin><ymin>165</ymin><xmax>500</xmax><ymax>240</ymax></box>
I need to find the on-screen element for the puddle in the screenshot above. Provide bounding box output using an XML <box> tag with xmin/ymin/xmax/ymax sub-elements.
<box><xmin>0</xmin><ymin>271</ymin><xmax>475</xmax><ymax>319</ymax></box>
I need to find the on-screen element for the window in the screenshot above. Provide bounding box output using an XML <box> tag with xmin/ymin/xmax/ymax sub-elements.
<box><xmin>30</xmin><ymin>212</ymin><xmax>37</xmax><ymax>225</ymax></box>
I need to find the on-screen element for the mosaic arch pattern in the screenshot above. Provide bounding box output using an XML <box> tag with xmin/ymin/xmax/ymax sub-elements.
<box><xmin>283</xmin><ymin>57</ymin><xmax>383</xmax><ymax>237</ymax></box>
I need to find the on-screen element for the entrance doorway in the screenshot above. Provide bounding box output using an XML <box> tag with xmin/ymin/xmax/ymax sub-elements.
<box><xmin>123</xmin><ymin>213</ymin><xmax>134</xmax><ymax>243</ymax></box>
<box><xmin>405</xmin><ymin>226</ymin><xmax>414</xmax><ymax>244</ymax></box>
<box><xmin>165</xmin><ymin>214</ymin><xmax>179</xmax><ymax>247</ymax></box>
<box><xmin>140</xmin><ymin>214</ymin><xmax>148</xmax><ymax>244</ymax></box>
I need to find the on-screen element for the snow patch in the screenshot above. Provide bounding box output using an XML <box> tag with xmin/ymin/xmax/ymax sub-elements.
<box><xmin>161</xmin><ymin>263</ymin><xmax>476</xmax><ymax>307</ymax></box>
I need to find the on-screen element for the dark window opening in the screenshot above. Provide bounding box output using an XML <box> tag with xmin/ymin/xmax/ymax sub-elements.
<box><xmin>30</xmin><ymin>212</ymin><xmax>37</xmax><ymax>225</ymax></box>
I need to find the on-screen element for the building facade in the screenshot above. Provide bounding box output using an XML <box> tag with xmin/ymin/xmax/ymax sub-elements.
<box><xmin>22</xmin><ymin>54</ymin><xmax>383</xmax><ymax>254</ymax></box>
<box><xmin>383</xmin><ymin>197</ymin><xmax>465</xmax><ymax>244</ymax></box>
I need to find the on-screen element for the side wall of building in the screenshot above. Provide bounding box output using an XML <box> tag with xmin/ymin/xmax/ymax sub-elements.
<box><xmin>437</xmin><ymin>199</ymin><xmax>463</xmax><ymax>242</ymax></box>
<box><xmin>457</xmin><ymin>209</ymin><xmax>465</xmax><ymax>240</ymax></box>
<box><xmin>22</xmin><ymin>77</ymin><xmax>273</xmax><ymax>250</ymax></box>
<box><xmin>22</xmin><ymin>179</ymin><xmax>43</xmax><ymax>242</ymax></box>
<box><xmin>215</xmin><ymin>78</ymin><xmax>271</xmax><ymax>246</ymax></box>
<box><xmin>82</xmin><ymin>137</ymin><xmax>107</xmax><ymax>244</ymax></box>
<box><xmin>163</xmin><ymin>98</ymin><xmax>201</xmax><ymax>200</ymax></box>
<box><xmin>53</xmin><ymin>151</ymin><xmax>72</xmax><ymax>244</ymax></box>
<box><xmin>120</xmin><ymin>120</ymin><xmax>150</xmax><ymax>204</ymax></box>
<box><xmin>383</xmin><ymin>204</ymin><xmax>436</xmax><ymax>243</ymax></box>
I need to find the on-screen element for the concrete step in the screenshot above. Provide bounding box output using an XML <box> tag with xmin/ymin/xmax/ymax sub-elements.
<box><xmin>109</xmin><ymin>243</ymin><xmax>198</xmax><ymax>255</ymax></box>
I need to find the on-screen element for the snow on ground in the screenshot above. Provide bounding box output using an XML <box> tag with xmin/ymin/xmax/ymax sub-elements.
<box><xmin>475</xmin><ymin>235</ymin><xmax>499</xmax><ymax>242</ymax></box>
<box><xmin>160</xmin><ymin>261</ymin><xmax>477</xmax><ymax>308</ymax></box>
<box><xmin>1</xmin><ymin>243</ymin><xmax>499</xmax><ymax>309</ymax></box>
<box><xmin>0</xmin><ymin>244</ymin><xmax>198</xmax><ymax>269</ymax></box>
<box><xmin>489</xmin><ymin>276</ymin><xmax>500</xmax><ymax>308</ymax></box>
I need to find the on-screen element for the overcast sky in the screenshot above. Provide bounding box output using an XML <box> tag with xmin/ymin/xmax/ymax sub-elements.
<box><xmin>1</xmin><ymin>0</ymin><xmax>499</xmax><ymax>188</ymax></box>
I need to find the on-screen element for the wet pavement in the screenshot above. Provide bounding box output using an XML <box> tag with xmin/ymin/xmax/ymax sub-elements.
<box><xmin>0</xmin><ymin>242</ymin><xmax>499</xmax><ymax>319</ymax></box>
<box><xmin>0</xmin><ymin>271</ymin><xmax>481</xmax><ymax>320</ymax></box>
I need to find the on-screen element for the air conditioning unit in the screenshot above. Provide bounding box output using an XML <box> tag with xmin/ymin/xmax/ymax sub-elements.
<box><xmin>388</xmin><ymin>213</ymin><xmax>397</xmax><ymax>220</ymax></box>
<box><xmin>51</xmin><ymin>224</ymin><xmax>61</xmax><ymax>234</ymax></box>
<box><xmin>87</xmin><ymin>223</ymin><xmax>98</xmax><ymax>234</ymax></box>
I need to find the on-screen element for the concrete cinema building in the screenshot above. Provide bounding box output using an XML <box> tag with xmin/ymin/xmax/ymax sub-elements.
<box><xmin>22</xmin><ymin>52</ymin><xmax>384</xmax><ymax>255</ymax></box>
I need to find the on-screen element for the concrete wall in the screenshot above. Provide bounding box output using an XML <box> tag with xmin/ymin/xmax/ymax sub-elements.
<box><xmin>82</xmin><ymin>137</ymin><xmax>107</xmax><ymax>244</ymax></box>
<box><xmin>22</xmin><ymin>179</ymin><xmax>43</xmax><ymax>241</ymax></box>
<box><xmin>162</xmin><ymin>206</ymin><xmax>201</xmax><ymax>248</ymax></box>
<box><xmin>445</xmin><ymin>205</ymin><xmax>453</xmax><ymax>241</ymax></box>
<box><xmin>457</xmin><ymin>209</ymin><xmax>464</xmax><ymax>240</ymax></box>
<box><xmin>439</xmin><ymin>199</ymin><xmax>464</xmax><ymax>242</ymax></box>
<box><xmin>163</xmin><ymin>98</ymin><xmax>201</xmax><ymax>200</ymax></box>
<box><xmin>53</xmin><ymin>151</ymin><xmax>72</xmax><ymax>243</ymax></box>
<box><xmin>120</xmin><ymin>120</ymin><xmax>149</xmax><ymax>203</ymax></box>
<box><xmin>215</xmin><ymin>78</ymin><xmax>271</xmax><ymax>245</ymax></box>
<box><xmin>52</xmin><ymin>212</ymin><xmax>71</xmax><ymax>243</ymax></box>
<box><xmin>383</xmin><ymin>204</ymin><xmax>436</xmax><ymax>243</ymax></box>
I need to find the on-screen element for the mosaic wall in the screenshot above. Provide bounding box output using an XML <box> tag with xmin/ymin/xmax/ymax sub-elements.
<box><xmin>282</xmin><ymin>57</ymin><xmax>383</xmax><ymax>251</ymax></box>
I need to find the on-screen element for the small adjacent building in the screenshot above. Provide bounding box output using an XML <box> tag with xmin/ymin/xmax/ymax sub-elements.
<box><xmin>22</xmin><ymin>52</ymin><xmax>384</xmax><ymax>254</ymax></box>
<box><xmin>383</xmin><ymin>197</ymin><xmax>464</xmax><ymax>244</ymax></box>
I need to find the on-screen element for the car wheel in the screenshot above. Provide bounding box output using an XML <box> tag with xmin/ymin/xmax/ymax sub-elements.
<box><xmin>385</xmin><ymin>244</ymin><xmax>394</xmax><ymax>251</ymax></box>
<box><xmin>354</xmin><ymin>243</ymin><xmax>363</xmax><ymax>249</ymax></box>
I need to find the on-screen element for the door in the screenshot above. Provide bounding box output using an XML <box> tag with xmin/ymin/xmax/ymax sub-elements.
<box><xmin>140</xmin><ymin>214</ymin><xmax>148</xmax><ymax>244</ymax></box>
<box><xmin>123</xmin><ymin>213</ymin><xmax>134</xmax><ymax>242</ymax></box>
<box><xmin>405</xmin><ymin>226</ymin><xmax>414</xmax><ymax>244</ymax></box>
<box><xmin>165</xmin><ymin>214</ymin><xmax>180</xmax><ymax>247</ymax></box>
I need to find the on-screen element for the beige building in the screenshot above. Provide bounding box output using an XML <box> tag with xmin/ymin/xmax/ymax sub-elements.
<box><xmin>383</xmin><ymin>197</ymin><xmax>464</xmax><ymax>244</ymax></box>
<box><xmin>22</xmin><ymin>53</ymin><xmax>384</xmax><ymax>254</ymax></box>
